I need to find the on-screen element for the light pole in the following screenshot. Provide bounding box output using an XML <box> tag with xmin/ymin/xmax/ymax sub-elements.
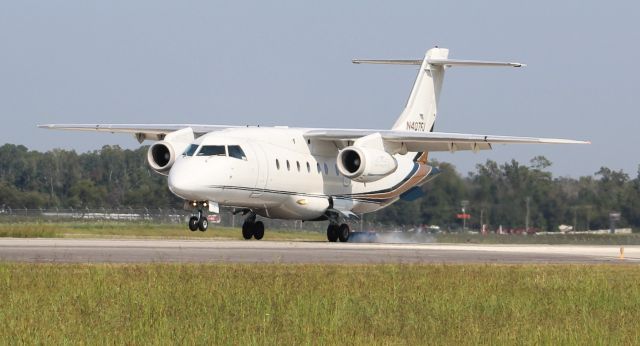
<box><xmin>461</xmin><ymin>200</ymin><xmax>469</xmax><ymax>232</ymax></box>
<box><xmin>525</xmin><ymin>197</ymin><xmax>530</xmax><ymax>232</ymax></box>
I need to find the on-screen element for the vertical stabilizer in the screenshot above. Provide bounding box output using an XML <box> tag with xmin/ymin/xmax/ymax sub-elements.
<box><xmin>391</xmin><ymin>47</ymin><xmax>448</xmax><ymax>132</ymax></box>
<box><xmin>352</xmin><ymin>48</ymin><xmax>524</xmax><ymax>133</ymax></box>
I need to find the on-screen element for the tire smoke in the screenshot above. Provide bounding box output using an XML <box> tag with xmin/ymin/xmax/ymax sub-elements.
<box><xmin>348</xmin><ymin>231</ymin><xmax>436</xmax><ymax>244</ymax></box>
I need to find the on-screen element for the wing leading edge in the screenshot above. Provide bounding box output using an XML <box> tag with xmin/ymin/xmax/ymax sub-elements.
<box><xmin>38</xmin><ymin>124</ymin><xmax>240</xmax><ymax>142</ymax></box>
<box><xmin>38</xmin><ymin>124</ymin><xmax>589</xmax><ymax>152</ymax></box>
<box><xmin>303</xmin><ymin>129</ymin><xmax>589</xmax><ymax>152</ymax></box>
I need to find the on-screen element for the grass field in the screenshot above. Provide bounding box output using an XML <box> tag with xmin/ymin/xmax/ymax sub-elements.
<box><xmin>2</xmin><ymin>222</ymin><xmax>640</xmax><ymax>246</ymax></box>
<box><xmin>0</xmin><ymin>263</ymin><xmax>639</xmax><ymax>344</ymax></box>
<box><xmin>0</xmin><ymin>222</ymin><xmax>326</xmax><ymax>241</ymax></box>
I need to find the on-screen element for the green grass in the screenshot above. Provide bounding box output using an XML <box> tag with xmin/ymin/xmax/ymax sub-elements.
<box><xmin>1</xmin><ymin>222</ymin><xmax>640</xmax><ymax>245</ymax></box>
<box><xmin>0</xmin><ymin>263</ymin><xmax>639</xmax><ymax>344</ymax></box>
<box><xmin>0</xmin><ymin>222</ymin><xmax>326</xmax><ymax>241</ymax></box>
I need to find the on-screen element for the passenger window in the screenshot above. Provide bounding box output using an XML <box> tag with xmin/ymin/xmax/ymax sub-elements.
<box><xmin>197</xmin><ymin>145</ymin><xmax>226</xmax><ymax>156</ymax></box>
<box><xmin>306</xmin><ymin>162</ymin><xmax>311</xmax><ymax>173</ymax></box>
<box><xmin>323</xmin><ymin>163</ymin><xmax>328</xmax><ymax>175</ymax></box>
<box><xmin>286</xmin><ymin>160</ymin><xmax>291</xmax><ymax>171</ymax></box>
<box><xmin>316</xmin><ymin>163</ymin><xmax>321</xmax><ymax>174</ymax></box>
<box><xmin>296</xmin><ymin>161</ymin><xmax>301</xmax><ymax>172</ymax></box>
<box><xmin>276</xmin><ymin>159</ymin><xmax>280</xmax><ymax>170</ymax></box>
<box><xmin>228</xmin><ymin>145</ymin><xmax>247</xmax><ymax>160</ymax></box>
<box><xmin>183</xmin><ymin>144</ymin><xmax>199</xmax><ymax>156</ymax></box>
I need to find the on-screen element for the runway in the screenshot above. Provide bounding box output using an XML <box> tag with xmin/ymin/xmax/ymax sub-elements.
<box><xmin>0</xmin><ymin>238</ymin><xmax>638</xmax><ymax>264</ymax></box>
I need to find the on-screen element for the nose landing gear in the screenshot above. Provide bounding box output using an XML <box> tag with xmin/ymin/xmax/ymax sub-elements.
<box><xmin>187</xmin><ymin>202</ymin><xmax>209</xmax><ymax>232</ymax></box>
<box><xmin>188</xmin><ymin>216</ymin><xmax>209</xmax><ymax>232</ymax></box>
<box><xmin>188</xmin><ymin>216</ymin><xmax>199</xmax><ymax>231</ymax></box>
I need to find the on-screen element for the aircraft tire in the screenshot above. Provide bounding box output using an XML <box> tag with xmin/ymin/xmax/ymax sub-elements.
<box><xmin>338</xmin><ymin>223</ymin><xmax>350</xmax><ymax>242</ymax></box>
<box><xmin>198</xmin><ymin>217</ymin><xmax>208</xmax><ymax>232</ymax></box>
<box><xmin>188</xmin><ymin>216</ymin><xmax>199</xmax><ymax>231</ymax></box>
<box><xmin>242</xmin><ymin>221</ymin><xmax>254</xmax><ymax>240</ymax></box>
<box><xmin>327</xmin><ymin>224</ymin><xmax>339</xmax><ymax>242</ymax></box>
<box><xmin>253</xmin><ymin>221</ymin><xmax>265</xmax><ymax>240</ymax></box>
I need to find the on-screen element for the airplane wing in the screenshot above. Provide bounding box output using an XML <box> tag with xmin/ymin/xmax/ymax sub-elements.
<box><xmin>39</xmin><ymin>124</ymin><xmax>589</xmax><ymax>151</ymax></box>
<box><xmin>38</xmin><ymin>124</ymin><xmax>240</xmax><ymax>142</ymax></box>
<box><xmin>303</xmin><ymin>129</ymin><xmax>589</xmax><ymax>152</ymax></box>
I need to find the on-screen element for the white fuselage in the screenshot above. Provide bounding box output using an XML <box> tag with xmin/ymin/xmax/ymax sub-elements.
<box><xmin>168</xmin><ymin>127</ymin><xmax>432</xmax><ymax>221</ymax></box>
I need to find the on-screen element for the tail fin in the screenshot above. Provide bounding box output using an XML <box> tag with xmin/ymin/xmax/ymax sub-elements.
<box><xmin>393</xmin><ymin>47</ymin><xmax>448</xmax><ymax>132</ymax></box>
<box><xmin>353</xmin><ymin>47</ymin><xmax>524</xmax><ymax>133</ymax></box>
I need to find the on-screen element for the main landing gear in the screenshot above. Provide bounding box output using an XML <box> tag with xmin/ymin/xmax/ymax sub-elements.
<box><xmin>238</xmin><ymin>211</ymin><xmax>264</xmax><ymax>240</ymax></box>
<box><xmin>187</xmin><ymin>203</ymin><xmax>208</xmax><ymax>232</ymax></box>
<box><xmin>327</xmin><ymin>223</ymin><xmax>350</xmax><ymax>242</ymax></box>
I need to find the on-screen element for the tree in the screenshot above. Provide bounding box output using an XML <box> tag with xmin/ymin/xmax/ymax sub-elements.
<box><xmin>0</xmin><ymin>143</ymin><xmax>638</xmax><ymax>232</ymax></box>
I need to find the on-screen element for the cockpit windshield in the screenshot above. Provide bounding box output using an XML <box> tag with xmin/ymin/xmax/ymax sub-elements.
<box><xmin>197</xmin><ymin>145</ymin><xmax>226</xmax><ymax>156</ymax></box>
<box><xmin>228</xmin><ymin>145</ymin><xmax>247</xmax><ymax>160</ymax></box>
<box><xmin>183</xmin><ymin>144</ymin><xmax>199</xmax><ymax>156</ymax></box>
<box><xmin>183</xmin><ymin>144</ymin><xmax>248</xmax><ymax>159</ymax></box>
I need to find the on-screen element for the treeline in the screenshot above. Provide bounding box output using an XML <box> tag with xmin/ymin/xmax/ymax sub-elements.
<box><xmin>373</xmin><ymin>156</ymin><xmax>640</xmax><ymax>231</ymax></box>
<box><xmin>0</xmin><ymin>144</ymin><xmax>638</xmax><ymax>231</ymax></box>
<box><xmin>0</xmin><ymin>144</ymin><xmax>177</xmax><ymax>209</ymax></box>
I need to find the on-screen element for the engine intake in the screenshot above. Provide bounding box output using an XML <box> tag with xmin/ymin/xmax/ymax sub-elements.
<box><xmin>147</xmin><ymin>141</ymin><xmax>177</xmax><ymax>175</ymax></box>
<box><xmin>145</xmin><ymin>127</ymin><xmax>195</xmax><ymax>176</ymax></box>
<box><xmin>337</xmin><ymin>146</ymin><xmax>397</xmax><ymax>183</ymax></box>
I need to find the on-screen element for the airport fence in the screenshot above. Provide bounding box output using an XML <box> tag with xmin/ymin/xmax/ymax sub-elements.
<box><xmin>1</xmin><ymin>207</ymin><xmax>638</xmax><ymax>245</ymax></box>
<box><xmin>0</xmin><ymin>207</ymin><xmax>185</xmax><ymax>224</ymax></box>
<box><xmin>0</xmin><ymin>206</ymin><xmax>401</xmax><ymax>233</ymax></box>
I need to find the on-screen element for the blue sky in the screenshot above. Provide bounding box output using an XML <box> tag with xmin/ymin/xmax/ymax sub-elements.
<box><xmin>1</xmin><ymin>1</ymin><xmax>637</xmax><ymax>177</ymax></box>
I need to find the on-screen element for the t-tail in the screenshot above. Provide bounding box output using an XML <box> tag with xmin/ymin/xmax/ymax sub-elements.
<box><xmin>353</xmin><ymin>47</ymin><xmax>525</xmax><ymax>133</ymax></box>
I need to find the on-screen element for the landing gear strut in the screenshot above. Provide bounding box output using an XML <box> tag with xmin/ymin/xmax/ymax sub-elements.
<box><xmin>327</xmin><ymin>223</ymin><xmax>350</xmax><ymax>242</ymax></box>
<box><xmin>239</xmin><ymin>211</ymin><xmax>265</xmax><ymax>240</ymax></box>
<box><xmin>187</xmin><ymin>206</ymin><xmax>208</xmax><ymax>232</ymax></box>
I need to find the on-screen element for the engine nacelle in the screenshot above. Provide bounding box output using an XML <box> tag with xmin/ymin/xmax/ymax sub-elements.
<box><xmin>146</xmin><ymin>127</ymin><xmax>194</xmax><ymax>175</ymax></box>
<box><xmin>147</xmin><ymin>141</ymin><xmax>179</xmax><ymax>175</ymax></box>
<box><xmin>336</xmin><ymin>146</ymin><xmax>398</xmax><ymax>183</ymax></box>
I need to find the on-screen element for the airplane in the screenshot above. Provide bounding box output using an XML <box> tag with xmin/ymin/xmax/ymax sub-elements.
<box><xmin>40</xmin><ymin>47</ymin><xmax>589</xmax><ymax>242</ymax></box>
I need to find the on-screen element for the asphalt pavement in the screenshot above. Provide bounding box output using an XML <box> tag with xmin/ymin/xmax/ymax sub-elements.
<box><xmin>0</xmin><ymin>238</ymin><xmax>637</xmax><ymax>264</ymax></box>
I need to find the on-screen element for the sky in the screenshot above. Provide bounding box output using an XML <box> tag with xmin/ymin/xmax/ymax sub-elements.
<box><xmin>0</xmin><ymin>1</ymin><xmax>637</xmax><ymax>177</ymax></box>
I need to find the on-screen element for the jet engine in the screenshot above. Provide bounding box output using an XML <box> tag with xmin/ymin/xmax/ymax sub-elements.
<box><xmin>146</xmin><ymin>127</ymin><xmax>194</xmax><ymax>175</ymax></box>
<box><xmin>147</xmin><ymin>141</ymin><xmax>179</xmax><ymax>175</ymax></box>
<box><xmin>336</xmin><ymin>146</ymin><xmax>398</xmax><ymax>183</ymax></box>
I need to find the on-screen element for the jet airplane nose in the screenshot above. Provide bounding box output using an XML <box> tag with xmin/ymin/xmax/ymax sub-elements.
<box><xmin>168</xmin><ymin>161</ymin><xmax>202</xmax><ymax>200</ymax></box>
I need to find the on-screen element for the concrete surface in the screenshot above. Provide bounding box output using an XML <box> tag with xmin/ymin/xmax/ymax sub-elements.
<box><xmin>0</xmin><ymin>238</ymin><xmax>638</xmax><ymax>264</ymax></box>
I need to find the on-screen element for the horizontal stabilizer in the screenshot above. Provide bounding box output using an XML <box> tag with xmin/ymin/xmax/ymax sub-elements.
<box><xmin>352</xmin><ymin>58</ymin><xmax>524</xmax><ymax>68</ymax></box>
<box><xmin>352</xmin><ymin>59</ymin><xmax>422</xmax><ymax>65</ymax></box>
<box><xmin>427</xmin><ymin>59</ymin><xmax>524</xmax><ymax>68</ymax></box>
